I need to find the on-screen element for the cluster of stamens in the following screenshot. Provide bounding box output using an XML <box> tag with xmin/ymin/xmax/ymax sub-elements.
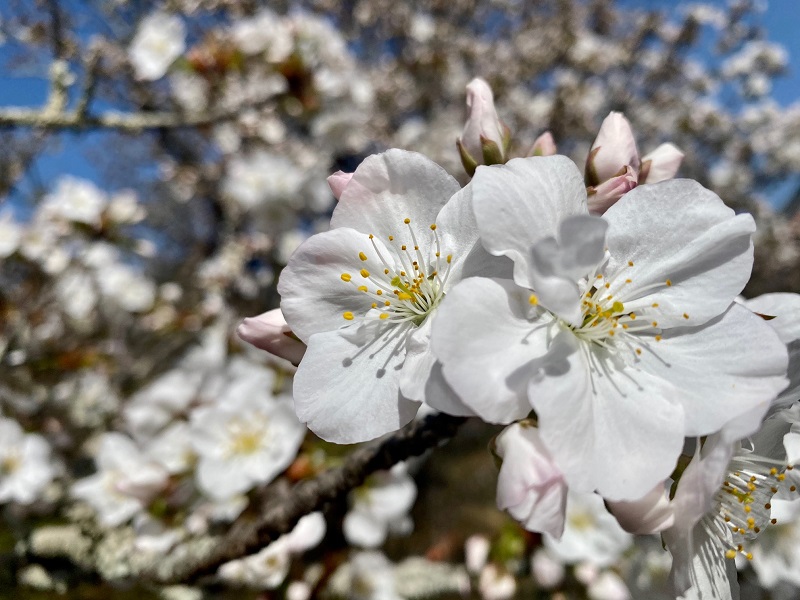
<box><xmin>340</xmin><ymin>219</ymin><xmax>452</xmax><ymax>327</ymax></box>
<box><xmin>711</xmin><ymin>456</ymin><xmax>798</xmax><ymax>561</ymax></box>
<box><xmin>530</xmin><ymin>260</ymin><xmax>690</xmax><ymax>361</ymax></box>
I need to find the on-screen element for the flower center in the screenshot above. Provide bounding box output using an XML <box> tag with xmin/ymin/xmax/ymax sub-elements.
<box><xmin>0</xmin><ymin>455</ymin><xmax>20</xmax><ymax>475</ymax></box>
<box><xmin>227</xmin><ymin>418</ymin><xmax>268</xmax><ymax>456</ymax></box>
<box><xmin>340</xmin><ymin>219</ymin><xmax>453</xmax><ymax>327</ymax></box>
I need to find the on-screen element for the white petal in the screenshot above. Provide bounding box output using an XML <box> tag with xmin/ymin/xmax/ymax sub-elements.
<box><xmin>529</xmin><ymin>337</ymin><xmax>685</xmax><ymax>500</ymax></box>
<box><xmin>343</xmin><ymin>510</ymin><xmax>388</xmax><ymax>548</ymax></box>
<box><xmin>640</xmin><ymin>143</ymin><xmax>684</xmax><ymax>184</ymax></box>
<box><xmin>431</xmin><ymin>277</ymin><xmax>547</xmax><ymax>424</ymax></box>
<box><xmin>471</xmin><ymin>156</ymin><xmax>588</xmax><ymax>289</ymax></box>
<box><xmin>667</xmin><ymin>525</ymin><xmax>738</xmax><ymax>600</ymax></box>
<box><xmin>293</xmin><ymin>326</ymin><xmax>420</xmax><ymax>443</ymax></box>
<box><xmin>278</xmin><ymin>227</ymin><xmax>397</xmax><ymax>342</ymax></box>
<box><xmin>606</xmin><ymin>481</ymin><xmax>675</xmax><ymax>534</ymax></box>
<box><xmin>331</xmin><ymin>149</ymin><xmax>460</xmax><ymax>244</ymax></box>
<box><xmin>744</xmin><ymin>292</ymin><xmax>800</xmax><ymax>344</ymax></box>
<box><xmin>604</xmin><ymin>179</ymin><xmax>755</xmax><ymax>329</ymax></box>
<box><xmin>635</xmin><ymin>303</ymin><xmax>788</xmax><ymax>437</ymax></box>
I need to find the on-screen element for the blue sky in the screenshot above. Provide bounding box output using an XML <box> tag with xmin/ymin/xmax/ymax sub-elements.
<box><xmin>1</xmin><ymin>1</ymin><xmax>799</xmax><ymax>207</ymax></box>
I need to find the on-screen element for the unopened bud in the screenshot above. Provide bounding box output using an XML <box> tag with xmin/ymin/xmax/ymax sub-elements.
<box><xmin>528</xmin><ymin>131</ymin><xmax>557</xmax><ymax>157</ymax></box>
<box><xmin>586</xmin><ymin>166</ymin><xmax>638</xmax><ymax>215</ymax></box>
<box><xmin>237</xmin><ymin>308</ymin><xmax>306</xmax><ymax>366</ymax></box>
<box><xmin>458</xmin><ymin>78</ymin><xmax>509</xmax><ymax>175</ymax></box>
<box><xmin>327</xmin><ymin>170</ymin><xmax>354</xmax><ymax>200</ymax></box>
<box><xmin>586</xmin><ymin>112</ymin><xmax>639</xmax><ymax>186</ymax></box>
<box><xmin>639</xmin><ymin>143</ymin><xmax>684</xmax><ymax>184</ymax></box>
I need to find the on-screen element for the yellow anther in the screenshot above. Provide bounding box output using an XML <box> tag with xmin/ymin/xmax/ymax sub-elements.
<box><xmin>770</xmin><ymin>468</ymin><xmax>778</xmax><ymax>476</ymax></box>
<box><xmin>683</xmin><ymin>313</ymin><xmax>689</xmax><ymax>320</ymax></box>
<box><xmin>359</xmin><ymin>251</ymin><xmax>368</xmax><ymax>261</ymax></box>
<box><xmin>791</xmin><ymin>485</ymin><xmax>797</xmax><ymax>492</ymax></box>
<box><xmin>447</xmin><ymin>254</ymin><xmax>452</xmax><ymax>263</ymax></box>
<box><xmin>777</xmin><ymin>473</ymin><xmax>786</xmax><ymax>481</ymax></box>
<box><xmin>666</xmin><ymin>279</ymin><xmax>672</xmax><ymax>286</ymax></box>
<box><xmin>625</xmin><ymin>278</ymin><xmax>632</xmax><ymax>283</ymax></box>
<box><xmin>628</xmin><ymin>260</ymin><xmax>634</xmax><ymax>267</ymax></box>
<box><xmin>655</xmin><ymin>335</ymin><xmax>662</xmax><ymax>342</ymax></box>
<box><xmin>384</xmin><ymin>301</ymin><xmax>390</xmax><ymax>306</ymax></box>
<box><xmin>430</xmin><ymin>224</ymin><xmax>437</xmax><ymax>230</ymax></box>
<box><xmin>529</xmin><ymin>294</ymin><xmax>539</xmax><ymax>306</ymax></box>
<box><xmin>605</xmin><ymin>282</ymin><xmax>610</xmax><ymax>288</ymax></box>
<box><xmin>369</xmin><ymin>234</ymin><xmax>374</xmax><ymax>239</ymax></box>
<box><xmin>358</xmin><ymin>285</ymin><xmax>368</xmax><ymax>292</ymax></box>
<box><xmin>765</xmin><ymin>502</ymin><xmax>772</xmax><ymax>509</ymax></box>
<box><xmin>400</xmin><ymin>271</ymin><xmax>406</xmax><ymax>276</ymax></box>
<box><xmin>388</xmin><ymin>235</ymin><xmax>394</xmax><ymax>241</ymax></box>
<box><xmin>597</xmin><ymin>274</ymin><xmax>603</xmax><ymax>279</ymax></box>
<box><xmin>725</xmin><ymin>549</ymin><xmax>736</xmax><ymax>559</ymax></box>
<box><xmin>629</xmin><ymin>313</ymin><xmax>637</xmax><ymax>320</ymax></box>
<box><xmin>636</xmin><ymin>348</ymin><xmax>642</xmax><ymax>355</ymax></box>
<box><xmin>772</xmin><ymin>518</ymin><xmax>778</xmax><ymax>524</ymax></box>
<box><xmin>360</xmin><ymin>269</ymin><xmax>370</xmax><ymax>278</ymax></box>
<box><xmin>376</xmin><ymin>290</ymin><xmax>383</xmax><ymax>296</ymax></box>
<box><xmin>384</xmin><ymin>268</ymin><xmax>390</xmax><ymax>274</ymax></box>
<box><xmin>341</xmin><ymin>273</ymin><xmax>352</xmax><ymax>282</ymax></box>
<box><xmin>343</xmin><ymin>312</ymin><xmax>354</xmax><ymax>321</ymax></box>
<box><xmin>401</xmin><ymin>245</ymin><xmax>407</xmax><ymax>251</ymax></box>
<box><xmin>746</xmin><ymin>553</ymin><xmax>753</xmax><ymax>560</ymax></box>
<box><xmin>414</xmin><ymin>245</ymin><xmax>419</xmax><ymax>250</ymax></box>
<box><xmin>404</xmin><ymin>218</ymin><xmax>410</xmax><ymax>224</ymax></box>
<box><xmin>622</xmin><ymin>324</ymin><xmax>629</xmax><ymax>329</ymax></box>
<box><xmin>379</xmin><ymin>313</ymin><xmax>389</xmax><ymax>320</ymax></box>
<box><xmin>652</xmin><ymin>303</ymin><xmax>659</xmax><ymax>308</ymax></box>
<box><xmin>652</xmin><ymin>321</ymin><xmax>658</xmax><ymax>327</ymax></box>
<box><xmin>371</xmin><ymin>303</ymin><xmax>378</xmax><ymax>309</ymax></box>
<box><xmin>744</xmin><ymin>505</ymin><xmax>751</xmax><ymax>513</ymax></box>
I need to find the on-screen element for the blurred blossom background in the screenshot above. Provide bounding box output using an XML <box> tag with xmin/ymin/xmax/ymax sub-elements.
<box><xmin>1</xmin><ymin>0</ymin><xmax>800</xmax><ymax>598</ymax></box>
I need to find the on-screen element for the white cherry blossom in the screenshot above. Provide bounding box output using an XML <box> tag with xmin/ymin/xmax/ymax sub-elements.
<box><xmin>128</xmin><ymin>11</ymin><xmax>186</xmax><ymax>81</ymax></box>
<box><xmin>431</xmin><ymin>156</ymin><xmax>788</xmax><ymax>500</ymax></box>
<box><xmin>278</xmin><ymin>149</ymin><xmax>504</xmax><ymax>443</ymax></box>
<box><xmin>0</xmin><ymin>417</ymin><xmax>55</xmax><ymax>505</ymax></box>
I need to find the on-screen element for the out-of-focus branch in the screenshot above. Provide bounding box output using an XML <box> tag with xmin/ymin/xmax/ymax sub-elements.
<box><xmin>25</xmin><ymin>412</ymin><xmax>467</xmax><ymax>585</ymax></box>
<box><xmin>0</xmin><ymin>101</ymin><xmax>272</xmax><ymax>132</ymax></box>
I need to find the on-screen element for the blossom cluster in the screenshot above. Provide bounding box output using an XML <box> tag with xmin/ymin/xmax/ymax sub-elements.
<box><xmin>243</xmin><ymin>77</ymin><xmax>800</xmax><ymax>599</ymax></box>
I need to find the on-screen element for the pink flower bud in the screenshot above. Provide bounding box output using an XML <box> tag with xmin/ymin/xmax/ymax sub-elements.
<box><xmin>459</xmin><ymin>78</ymin><xmax>506</xmax><ymax>167</ymax></box>
<box><xmin>586</xmin><ymin>112</ymin><xmax>640</xmax><ymax>185</ymax></box>
<box><xmin>327</xmin><ymin>170</ymin><xmax>354</xmax><ymax>201</ymax></box>
<box><xmin>586</xmin><ymin>166</ymin><xmax>638</xmax><ymax>215</ymax></box>
<box><xmin>495</xmin><ymin>422</ymin><xmax>567</xmax><ymax>538</ymax></box>
<box><xmin>639</xmin><ymin>143</ymin><xmax>684</xmax><ymax>184</ymax></box>
<box><xmin>237</xmin><ymin>309</ymin><xmax>306</xmax><ymax>366</ymax></box>
<box><xmin>528</xmin><ymin>131</ymin><xmax>557</xmax><ymax>156</ymax></box>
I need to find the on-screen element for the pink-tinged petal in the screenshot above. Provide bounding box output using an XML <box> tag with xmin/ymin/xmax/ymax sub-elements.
<box><xmin>278</xmin><ymin>227</ymin><xmax>396</xmax><ymax>343</ymax></box>
<box><xmin>528</xmin><ymin>131</ymin><xmax>557</xmax><ymax>157</ymax></box>
<box><xmin>586</xmin><ymin>112</ymin><xmax>640</xmax><ymax>185</ymax></box>
<box><xmin>431</xmin><ymin>277</ymin><xmax>550</xmax><ymax>424</ymax></box>
<box><xmin>529</xmin><ymin>336</ymin><xmax>685</xmax><ymax>501</ymax></box>
<box><xmin>640</xmin><ymin>143</ymin><xmax>684</xmax><ymax>184</ymax></box>
<box><xmin>237</xmin><ymin>309</ymin><xmax>306</xmax><ymax>366</ymax></box>
<box><xmin>586</xmin><ymin>165</ymin><xmax>638</xmax><ymax>215</ymax></box>
<box><xmin>495</xmin><ymin>422</ymin><xmax>568</xmax><ymax>538</ymax></box>
<box><xmin>471</xmin><ymin>156</ymin><xmax>588</xmax><ymax>290</ymax></box>
<box><xmin>331</xmin><ymin>149</ymin><xmax>460</xmax><ymax>244</ymax></box>
<box><xmin>636</xmin><ymin>303</ymin><xmax>787</xmax><ymax>437</ymax></box>
<box><xmin>607</xmin><ymin>481</ymin><xmax>675</xmax><ymax>534</ymax></box>
<box><xmin>459</xmin><ymin>78</ymin><xmax>505</xmax><ymax>164</ymax></box>
<box><xmin>327</xmin><ymin>170</ymin><xmax>354</xmax><ymax>200</ymax></box>
<box><xmin>292</xmin><ymin>325</ymin><xmax>420</xmax><ymax>443</ymax></box>
<box><xmin>604</xmin><ymin>179</ymin><xmax>755</xmax><ymax>329</ymax></box>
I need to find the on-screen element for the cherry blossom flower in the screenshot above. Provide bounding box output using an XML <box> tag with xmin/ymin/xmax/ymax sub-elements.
<box><xmin>431</xmin><ymin>155</ymin><xmax>788</xmax><ymax>500</ymax></box>
<box><xmin>278</xmin><ymin>149</ymin><xmax>504</xmax><ymax>443</ymax></box>
<box><xmin>457</xmin><ymin>78</ymin><xmax>509</xmax><ymax>174</ymax></box>
<box><xmin>128</xmin><ymin>11</ymin><xmax>186</xmax><ymax>81</ymax></box>
<box><xmin>343</xmin><ymin>463</ymin><xmax>416</xmax><ymax>548</ymax></box>
<box><xmin>72</xmin><ymin>433</ymin><xmax>168</xmax><ymax>526</ymax></box>
<box><xmin>0</xmin><ymin>417</ymin><xmax>55</xmax><ymax>505</ymax></box>
<box><xmin>189</xmin><ymin>392</ymin><xmax>305</xmax><ymax>501</ymax></box>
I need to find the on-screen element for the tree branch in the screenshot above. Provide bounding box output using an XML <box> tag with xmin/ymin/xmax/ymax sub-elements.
<box><xmin>26</xmin><ymin>413</ymin><xmax>467</xmax><ymax>585</ymax></box>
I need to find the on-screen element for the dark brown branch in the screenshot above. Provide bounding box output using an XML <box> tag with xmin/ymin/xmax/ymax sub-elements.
<box><xmin>157</xmin><ymin>412</ymin><xmax>467</xmax><ymax>584</ymax></box>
